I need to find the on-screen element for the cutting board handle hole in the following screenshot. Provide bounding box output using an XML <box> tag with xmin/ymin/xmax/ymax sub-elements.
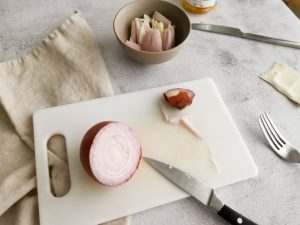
<box><xmin>47</xmin><ymin>134</ymin><xmax>71</xmax><ymax>197</ymax></box>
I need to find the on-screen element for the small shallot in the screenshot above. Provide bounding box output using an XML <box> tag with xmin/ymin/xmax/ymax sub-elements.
<box><xmin>125</xmin><ymin>40</ymin><xmax>141</xmax><ymax>51</ymax></box>
<box><xmin>142</xmin><ymin>28</ymin><xmax>163</xmax><ymax>52</ymax></box>
<box><xmin>162</xmin><ymin>25</ymin><xmax>175</xmax><ymax>51</ymax></box>
<box><xmin>152</xmin><ymin>10</ymin><xmax>171</xmax><ymax>26</ymax></box>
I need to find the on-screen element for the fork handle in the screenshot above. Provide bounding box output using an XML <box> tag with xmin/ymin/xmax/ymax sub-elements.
<box><xmin>218</xmin><ymin>205</ymin><xmax>259</xmax><ymax>225</ymax></box>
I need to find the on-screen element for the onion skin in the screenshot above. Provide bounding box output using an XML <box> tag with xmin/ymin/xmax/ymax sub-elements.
<box><xmin>80</xmin><ymin>121</ymin><xmax>142</xmax><ymax>186</ymax></box>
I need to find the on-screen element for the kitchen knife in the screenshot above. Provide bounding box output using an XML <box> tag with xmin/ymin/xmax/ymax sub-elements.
<box><xmin>192</xmin><ymin>23</ymin><xmax>300</xmax><ymax>49</ymax></box>
<box><xmin>144</xmin><ymin>157</ymin><xmax>258</xmax><ymax>225</ymax></box>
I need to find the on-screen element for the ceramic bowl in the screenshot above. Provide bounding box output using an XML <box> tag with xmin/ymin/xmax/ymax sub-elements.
<box><xmin>113</xmin><ymin>0</ymin><xmax>191</xmax><ymax>64</ymax></box>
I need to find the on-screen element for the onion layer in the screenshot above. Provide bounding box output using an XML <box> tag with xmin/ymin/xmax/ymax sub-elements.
<box><xmin>80</xmin><ymin>121</ymin><xmax>142</xmax><ymax>186</ymax></box>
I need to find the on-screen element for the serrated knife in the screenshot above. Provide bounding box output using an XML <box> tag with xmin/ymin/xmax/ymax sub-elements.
<box><xmin>144</xmin><ymin>157</ymin><xmax>258</xmax><ymax>225</ymax></box>
<box><xmin>192</xmin><ymin>23</ymin><xmax>300</xmax><ymax>49</ymax></box>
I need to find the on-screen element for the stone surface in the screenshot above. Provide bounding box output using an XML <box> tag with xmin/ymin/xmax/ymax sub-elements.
<box><xmin>1</xmin><ymin>0</ymin><xmax>300</xmax><ymax>224</ymax></box>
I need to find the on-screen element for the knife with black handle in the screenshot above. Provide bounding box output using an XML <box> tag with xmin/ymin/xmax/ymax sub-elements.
<box><xmin>144</xmin><ymin>157</ymin><xmax>258</xmax><ymax>225</ymax></box>
<box><xmin>192</xmin><ymin>23</ymin><xmax>300</xmax><ymax>50</ymax></box>
<box><xmin>218</xmin><ymin>205</ymin><xmax>258</xmax><ymax>225</ymax></box>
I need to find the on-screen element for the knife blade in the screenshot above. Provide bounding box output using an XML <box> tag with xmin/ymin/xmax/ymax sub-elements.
<box><xmin>192</xmin><ymin>23</ymin><xmax>300</xmax><ymax>49</ymax></box>
<box><xmin>144</xmin><ymin>157</ymin><xmax>259</xmax><ymax>225</ymax></box>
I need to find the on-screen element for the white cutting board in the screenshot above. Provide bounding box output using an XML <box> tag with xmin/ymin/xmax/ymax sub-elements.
<box><xmin>33</xmin><ymin>78</ymin><xmax>257</xmax><ymax>225</ymax></box>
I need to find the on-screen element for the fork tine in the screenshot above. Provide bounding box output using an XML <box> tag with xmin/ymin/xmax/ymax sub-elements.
<box><xmin>259</xmin><ymin>115</ymin><xmax>281</xmax><ymax>151</ymax></box>
<box><xmin>261</xmin><ymin>113</ymin><xmax>284</xmax><ymax>147</ymax></box>
<box><xmin>264</xmin><ymin>113</ymin><xmax>287</xmax><ymax>144</ymax></box>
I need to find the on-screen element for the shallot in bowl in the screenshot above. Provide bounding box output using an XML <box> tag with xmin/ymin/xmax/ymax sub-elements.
<box><xmin>125</xmin><ymin>11</ymin><xmax>175</xmax><ymax>52</ymax></box>
<box><xmin>113</xmin><ymin>0</ymin><xmax>191</xmax><ymax>64</ymax></box>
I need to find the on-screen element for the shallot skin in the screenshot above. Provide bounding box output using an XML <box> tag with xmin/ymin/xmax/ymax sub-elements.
<box><xmin>80</xmin><ymin>121</ymin><xmax>142</xmax><ymax>187</ymax></box>
<box><xmin>164</xmin><ymin>88</ymin><xmax>195</xmax><ymax>110</ymax></box>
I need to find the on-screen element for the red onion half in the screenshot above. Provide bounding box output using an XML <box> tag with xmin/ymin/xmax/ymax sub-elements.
<box><xmin>80</xmin><ymin>121</ymin><xmax>142</xmax><ymax>187</ymax></box>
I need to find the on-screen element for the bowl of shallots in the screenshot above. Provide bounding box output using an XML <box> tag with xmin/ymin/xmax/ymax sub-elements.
<box><xmin>113</xmin><ymin>0</ymin><xmax>191</xmax><ymax>64</ymax></box>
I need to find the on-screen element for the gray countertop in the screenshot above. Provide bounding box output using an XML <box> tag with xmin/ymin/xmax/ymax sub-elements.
<box><xmin>1</xmin><ymin>0</ymin><xmax>300</xmax><ymax>224</ymax></box>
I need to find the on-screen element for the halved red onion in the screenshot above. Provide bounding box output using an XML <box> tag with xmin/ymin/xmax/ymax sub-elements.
<box><xmin>80</xmin><ymin>121</ymin><xmax>142</xmax><ymax>187</ymax></box>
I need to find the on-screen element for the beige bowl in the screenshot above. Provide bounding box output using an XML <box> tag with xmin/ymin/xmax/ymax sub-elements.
<box><xmin>113</xmin><ymin>0</ymin><xmax>191</xmax><ymax>64</ymax></box>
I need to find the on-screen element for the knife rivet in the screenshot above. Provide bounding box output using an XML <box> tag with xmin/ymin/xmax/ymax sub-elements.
<box><xmin>237</xmin><ymin>217</ymin><xmax>243</xmax><ymax>224</ymax></box>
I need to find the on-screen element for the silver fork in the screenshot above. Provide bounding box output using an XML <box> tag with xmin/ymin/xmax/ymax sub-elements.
<box><xmin>259</xmin><ymin>112</ymin><xmax>300</xmax><ymax>163</ymax></box>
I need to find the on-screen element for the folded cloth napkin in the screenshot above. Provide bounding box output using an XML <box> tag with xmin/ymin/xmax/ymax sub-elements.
<box><xmin>0</xmin><ymin>11</ymin><xmax>129</xmax><ymax>225</ymax></box>
<box><xmin>261</xmin><ymin>62</ymin><xmax>300</xmax><ymax>105</ymax></box>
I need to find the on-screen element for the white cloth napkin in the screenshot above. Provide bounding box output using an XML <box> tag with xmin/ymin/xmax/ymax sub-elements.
<box><xmin>0</xmin><ymin>11</ymin><xmax>129</xmax><ymax>225</ymax></box>
<box><xmin>261</xmin><ymin>62</ymin><xmax>300</xmax><ymax>105</ymax></box>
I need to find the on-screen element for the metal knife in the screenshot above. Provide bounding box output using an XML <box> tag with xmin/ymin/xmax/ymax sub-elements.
<box><xmin>192</xmin><ymin>23</ymin><xmax>300</xmax><ymax>49</ymax></box>
<box><xmin>144</xmin><ymin>157</ymin><xmax>258</xmax><ymax>225</ymax></box>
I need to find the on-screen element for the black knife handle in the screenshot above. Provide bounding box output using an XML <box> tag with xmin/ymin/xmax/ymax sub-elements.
<box><xmin>217</xmin><ymin>205</ymin><xmax>258</xmax><ymax>225</ymax></box>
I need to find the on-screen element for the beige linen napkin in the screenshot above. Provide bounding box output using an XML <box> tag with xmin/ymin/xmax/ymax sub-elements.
<box><xmin>0</xmin><ymin>11</ymin><xmax>129</xmax><ymax>225</ymax></box>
